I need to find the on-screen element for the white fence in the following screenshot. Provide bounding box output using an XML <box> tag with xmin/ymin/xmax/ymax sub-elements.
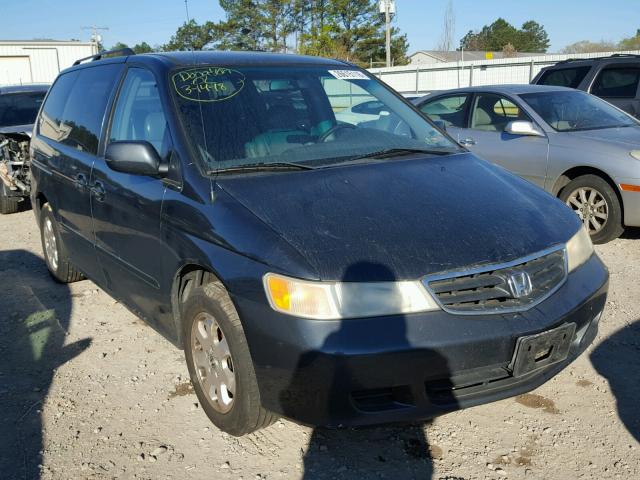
<box><xmin>0</xmin><ymin>41</ymin><xmax>97</xmax><ymax>86</ymax></box>
<box><xmin>369</xmin><ymin>50</ymin><xmax>640</xmax><ymax>95</ymax></box>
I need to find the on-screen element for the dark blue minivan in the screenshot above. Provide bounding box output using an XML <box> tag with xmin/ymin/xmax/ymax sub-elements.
<box><xmin>30</xmin><ymin>50</ymin><xmax>608</xmax><ymax>436</ymax></box>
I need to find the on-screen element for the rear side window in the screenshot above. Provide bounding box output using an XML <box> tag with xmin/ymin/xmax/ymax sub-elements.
<box><xmin>39</xmin><ymin>65</ymin><xmax>122</xmax><ymax>155</ymax></box>
<box><xmin>537</xmin><ymin>66</ymin><xmax>591</xmax><ymax>88</ymax></box>
<box><xmin>591</xmin><ymin>67</ymin><xmax>640</xmax><ymax>98</ymax></box>
<box><xmin>0</xmin><ymin>91</ymin><xmax>46</xmax><ymax>128</ymax></box>
<box><xmin>420</xmin><ymin>95</ymin><xmax>469</xmax><ymax>128</ymax></box>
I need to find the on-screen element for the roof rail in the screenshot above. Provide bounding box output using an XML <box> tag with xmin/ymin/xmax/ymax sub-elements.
<box><xmin>72</xmin><ymin>47</ymin><xmax>135</xmax><ymax>66</ymax></box>
<box><xmin>557</xmin><ymin>53</ymin><xmax>640</xmax><ymax>65</ymax></box>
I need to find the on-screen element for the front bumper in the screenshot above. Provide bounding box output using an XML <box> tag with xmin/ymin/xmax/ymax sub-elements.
<box><xmin>233</xmin><ymin>254</ymin><xmax>608</xmax><ymax>427</ymax></box>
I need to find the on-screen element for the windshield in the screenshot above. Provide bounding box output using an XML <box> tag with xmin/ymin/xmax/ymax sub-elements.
<box><xmin>0</xmin><ymin>91</ymin><xmax>46</xmax><ymax>128</ymax></box>
<box><xmin>170</xmin><ymin>65</ymin><xmax>460</xmax><ymax>171</ymax></box>
<box><xmin>520</xmin><ymin>90</ymin><xmax>637</xmax><ymax>132</ymax></box>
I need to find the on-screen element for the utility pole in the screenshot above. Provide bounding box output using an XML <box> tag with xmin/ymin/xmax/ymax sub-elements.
<box><xmin>385</xmin><ymin>0</ymin><xmax>391</xmax><ymax>68</ymax></box>
<box><xmin>82</xmin><ymin>25</ymin><xmax>109</xmax><ymax>53</ymax></box>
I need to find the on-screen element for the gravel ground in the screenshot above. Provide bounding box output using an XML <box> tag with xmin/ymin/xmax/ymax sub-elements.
<box><xmin>0</xmin><ymin>209</ymin><xmax>638</xmax><ymax>480</ymax></box>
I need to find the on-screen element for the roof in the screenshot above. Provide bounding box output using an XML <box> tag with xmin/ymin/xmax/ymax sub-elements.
<box><xmin>0</xmin><ymin>84</ymin><xmax>49</xmax><ymax>95</ymax></box>
<box><xmin>421</xmin><ymin>84</ymin><xmax>575</xmax><ymax>99</ymax></box>
<box><xmin>409</xmin><ymin>50</ymin><xmax>542</xmax><ymax>63</ymax></box>
<box><xmin>146</xmin><ymin>50</ymin><xmax>350</xmax><ymax>67</ymax></box>
<box><xmin>0</xmin><ymin>39</ymin><xmax>94</xmax><ymax>46</ymax></box>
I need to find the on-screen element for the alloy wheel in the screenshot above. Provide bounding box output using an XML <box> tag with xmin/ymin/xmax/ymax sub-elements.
<box><xmin>43</xmin><ymin>218</ymin><xmax>59</xmax><ymax>271</ymax></box>
<box><xmin>191</xmin><ymin>312</ymin><xmax>236</xmax><ymax>413</ymax></box>
<box><xmin>565</xmin><ymin>187</ymin><xmax>608</xmax><ymax>235</ymax></box>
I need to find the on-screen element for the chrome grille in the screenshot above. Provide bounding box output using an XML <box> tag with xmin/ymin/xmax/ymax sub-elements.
<box><xmin>424</xmin><ymin>247</ymin><xmax>567</xmax><ymax>314</ymax></box>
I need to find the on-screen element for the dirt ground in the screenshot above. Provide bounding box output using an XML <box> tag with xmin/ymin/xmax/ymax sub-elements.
<box><xmin>0</xmin><ymin>208</ymin><xmax>638</xmax><ymax>480</ymax></box>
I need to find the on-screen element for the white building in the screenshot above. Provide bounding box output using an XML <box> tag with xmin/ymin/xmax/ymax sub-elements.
<box><xmin>0</xmin><ymin>40</ymin><xmax>97</xmax><ymax>86</ymax></box>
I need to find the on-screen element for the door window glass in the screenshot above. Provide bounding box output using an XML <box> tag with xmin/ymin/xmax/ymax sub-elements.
<box><xmin>470</xmin><ymin>94</ymin><xmax>529</xmax><ymax>132</ymax></box>
<box><xmin>110</xmin><ymin>68</ymin><xmax>168</xmax><ymax>154</ymax></box>
<box><xmin>420</xmin><ymin>95</ymin><xmax>469</xmax><ymax>128</ymax></box>
<box><xmin>537</xmin><ymin>66</ymin><xmax>591</xmax><ymax>88</ymax></box>
<box><xmin>38</xmin><ymin>65</ymin><xmax>122</xmax><ymax>155</ymax></box>
<box><xmin>591</xmin><ymin>67</ymin><xmax>640</xmax><ymax>98</ymax></box>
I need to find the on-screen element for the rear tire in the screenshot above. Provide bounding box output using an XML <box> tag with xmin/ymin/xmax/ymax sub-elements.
<box><xmin>182</xmin><ymin>279</ymin><xmax>277</xmax><ymax>436</ymax></box>
<box><xmin>0</xmin><ymin>182</ymin><xmax>20</xmax><ymax>214</ymax></box>
<box><xmin>40</xmin><ymin>203</ymin><xmax>85</xmax><ymax>283</ymax></box>
<box><xmin>559</xmin><ymin>175</ymin><xmax>624</xmax><ymax>244</ymax></box>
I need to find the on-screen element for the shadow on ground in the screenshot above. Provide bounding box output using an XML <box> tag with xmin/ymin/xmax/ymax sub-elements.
<box><xmin>590</xmin><ymin>319</ymin><xmax>640</xmax><ymax>442</ymax></box>
<box><xmin>0</xmin><ymin>249</ymin><xmax>91</xmax><ymax>479</ymax></box>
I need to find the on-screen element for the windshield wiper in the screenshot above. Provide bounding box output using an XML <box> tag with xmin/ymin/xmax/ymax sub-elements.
<box><xmin>348</xmin><ymin>147</ymin><xmax>455</xmax><ymax>161</ymax></box>
<box><xmin>210</xmin><ymin>162</ymin><xmax>314</xmax><ymax>175</ymax></box>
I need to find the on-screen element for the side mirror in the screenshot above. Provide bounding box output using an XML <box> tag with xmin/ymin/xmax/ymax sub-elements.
<box><xmin>433</xmin><ymin>119</ymin><xmax>447</xmax><ymax>132</ymax></box>
<box><xmin>105</xmin><ymin>141</ymin><xmax>168</xmax><ymax>176</ymax></box>
<box><xmin>505</xmin><ymin>120</ymin><xmax>544</xmax><ymax>137</ymax></box>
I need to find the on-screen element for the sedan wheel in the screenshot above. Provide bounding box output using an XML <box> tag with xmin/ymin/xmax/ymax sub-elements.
<box><xmin>191</xmin><ymin>312</ymin><xmax>236</xmax><ymax>413</ymax></box>
<box><xmin>565</xmin><ymin>187</ymin><xmax>608</xmax><ymax>235</ymax></box>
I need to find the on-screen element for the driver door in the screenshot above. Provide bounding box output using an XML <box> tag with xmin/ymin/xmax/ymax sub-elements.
<box><xmin>457</xmin><ymin>93</ymin><xmax>549</xmax><ymax>188</ymax></box>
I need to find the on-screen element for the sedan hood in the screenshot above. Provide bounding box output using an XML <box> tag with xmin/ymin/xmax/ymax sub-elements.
<box><xmin>565</xmin><ymin>126</ymin><xmax>640</xmax><ymax>149</ymax></box>
<box><xmin>219</xmin><ymin>153</ymin><xmax>580</xmax><ymax>281</ymax></box>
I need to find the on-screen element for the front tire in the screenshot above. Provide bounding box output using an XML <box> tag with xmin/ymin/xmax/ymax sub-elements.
<box><xmin>0</xmin><ymin>182</ymin><xmax>20</xmax><ymax>214</ymax></box>
<box><xmin>40</xmin><ymin>203</ymin><xmax>85</xmax><ymax>283</ymax></box>
<box><xmin>182</xmin><ymin>280</ymin><xmax>276</xmax><ymax>436</ymax></box>
<box><xmin>559</xmin><ymin>175</ymin><xmax>624</xmax><ymax>244</ymax></box>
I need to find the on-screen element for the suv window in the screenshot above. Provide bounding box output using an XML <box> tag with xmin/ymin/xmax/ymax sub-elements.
<box><xmin>39</xmin><ymin>65</ymin><xmax>122</xmax><ymax>155</ymax></box>
<box><xmin>420</xmin><ymin>95</ymin><xmax>469</xmax><ymax>128</ymax></box>
<box><xmin>0</xmin><ymin>91</ymin><xmax>46</xmax><ymax>128</ymax></box>
<box><xmin>351</xmin><ymin>100</ymin><xmax>385</xmax><ymax>115</ymax></box>
<box><xmin>471</xmin><ymin>94</ymin><xmax>529</xmax><ymax>132</ymax></box>
<box><xmin>537</xmin><ymin>66</ymin><xmax>591</xmax><ymax>88</ymax></box>
<box><xmin>110</xmin><ymin>68</ymin><xmax>168</xmax><ymax>154</ymax></box>
<box><xmin>591</xmin><ymin>67</ymin><xmax>640</xmax><ymax>98</ymax></box>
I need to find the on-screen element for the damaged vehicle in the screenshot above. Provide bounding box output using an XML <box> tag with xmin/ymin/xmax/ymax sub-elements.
<box><xmin>31</xmin><ymin>51</ymin><xmax>608</xmax><ymax>436</ymax></box>
<box><xmin>0</xmin><ymin>84</ymin><xmax>49</xmax><ymax>214</ymax></box>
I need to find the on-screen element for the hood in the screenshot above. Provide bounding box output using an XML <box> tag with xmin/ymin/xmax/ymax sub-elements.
<box><xmin>0</xmin><ymin>123</ymin><xmax>32</xmax><ymax>137</ymax></box>
<box><xmin>219</xmin><ymin>153</ymin><xmax>580</xmax><ymax>281</ymax></box>
<box><xmin>565</xmin><ymin>125</ymin><xmax>640</xmax><ymax>150</ymax></box>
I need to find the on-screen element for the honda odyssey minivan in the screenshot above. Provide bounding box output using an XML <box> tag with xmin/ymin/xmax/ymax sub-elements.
<box><xmin>30</xmin><ymin>49</ymin><xmax>608</xmax><ymax>436</ymax></box>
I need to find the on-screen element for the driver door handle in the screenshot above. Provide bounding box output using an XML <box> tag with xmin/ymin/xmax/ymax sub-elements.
<box><xmin>90</xmin><ymin>182</ymin><xmax>106</xmax><ymax>202</ymax></box>
<box><xmin>74</xmin><ymin>173</ymin><xmax>88</xmax><ymax>190</ymax></box>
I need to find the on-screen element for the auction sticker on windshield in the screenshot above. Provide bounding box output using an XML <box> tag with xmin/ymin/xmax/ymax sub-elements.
<box><xmin>172</xmin><ymin>67</ymin><xmax>245</xmax><ymax>102</ymax></box>
<box><xmin>328</xmin><ymin>70</ymin><xmax>370</xmax><ymax>80</ymax></box>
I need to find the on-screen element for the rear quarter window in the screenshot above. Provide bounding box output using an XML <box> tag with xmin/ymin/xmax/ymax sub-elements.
<box><xmin>39</xmin><ymin>64</ymin><xmax>122</xmax><ymax>155</ymax></box>
<box><xmin>591</xmin><ymin>67</ymin><xmax>640</xmax><ymax>98</ymax></box>
<box><xmin>537</xmin><ymin>66</ymin><xmax>591</xmax><ymax>88</ymax></box>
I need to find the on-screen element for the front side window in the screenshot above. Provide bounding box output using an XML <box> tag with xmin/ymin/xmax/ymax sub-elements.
<box><xmin>0</xmin><ymin>91</ymin><xmax>46</xmax><ymax>128</ymax></box>
<box><xmin>39</xmin><ymin>65</ymin><xmax>122</xmax><ymax>155</ymax></box>
<box><xmin>537</xmin><ymin>66</ymin><xmax>591</xmax><ymax>89</ymax></box>
<box><xmin>110</xmin><ymin>68</ymin><xmax>168</xmax><ymax>154</ymax></box>
<box><xmin>521</xmin><ymin>90</ymin><xmax>638</xmax><ymax>132</ymax></box>
<box><xmin>470</xmin><ymin>94</ymin><xmax>529</xmax><ymax>132</ymax></box>
<box><xmin>420</xmin><ymin>95</ymin><xmax>469</xmax><ymax>128</ymax></box>
<box><xmin>591</xmin><ymin>67</ymin><xmax>640</xmax><ymax>98</ymax></box>
<box><xmin>170</xmin><ymin>65</ymin><xmax>460</xmax><ymax>172</ymax></box>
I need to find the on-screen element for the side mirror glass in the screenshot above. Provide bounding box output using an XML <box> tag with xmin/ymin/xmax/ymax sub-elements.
<box><xmin>505</xmin><ymin>120</ymin><xmax>544</xmax><ymax>137</ymax></box>
<box><xmin>105</xmin><ymin>141</ymin><xmax>167</xmax><ymax>176</ymax></box>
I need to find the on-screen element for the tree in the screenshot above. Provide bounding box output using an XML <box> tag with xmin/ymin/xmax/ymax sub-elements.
<box><xmin>162</xmin><ymin>20</ymin><xmax>221</xmax><ymax>51</ymax></box>
<box><xmin>436</xmin><ymin>0</ymin><xmax>456</xmax><ymax>51</ymax></box>
<box><xmin>110</xmin><ymin>41</ymin><xmax>153</xmax><ymax>54</ymax></box>
<box><xmin>460</xmin><ymin>18</ymin><xmax>550</xmax><ymax>53</ymax></box>
<box><xmin>561</xmin><ymin>40</ymin><xmax>617</xmax><ymax>54</ymax></box>
<box><xmin>619</xmin><ymin>29</ymin><xmax>640</xmax><ymax>50</ymax></box>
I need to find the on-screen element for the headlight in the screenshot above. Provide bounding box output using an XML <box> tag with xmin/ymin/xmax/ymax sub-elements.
<box><xmin>566</xmin><ymin>227</ymin><xmax>594</xmax><ymax>273</ymax></box>
<box><xmin>630</xmin><ymin>150</ymin><xmax>640</xmax><ymax>161</ymax></box>
<box><xmin>263</xmin><ymin>273</ymin><xmax>440</xmax><ymax>320</ymax></box>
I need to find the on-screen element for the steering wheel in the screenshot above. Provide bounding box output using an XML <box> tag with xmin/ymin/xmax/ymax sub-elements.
<box><xmin>318</xmin><ymin>123</ymin><xmax>356</xmax><ymax>142</ymax></box>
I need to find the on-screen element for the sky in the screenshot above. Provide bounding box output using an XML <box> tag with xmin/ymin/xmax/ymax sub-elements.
<box><xmin>1</xmin><ymin>0</ymin><xmax>638</xmax><ymax>53</ymax></box>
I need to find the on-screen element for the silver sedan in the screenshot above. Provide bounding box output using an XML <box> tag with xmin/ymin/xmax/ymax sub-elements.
<box><xmin>413</xmin><ymin>85</ymin><xmax>640</xmax><ymax>243</ymax></box>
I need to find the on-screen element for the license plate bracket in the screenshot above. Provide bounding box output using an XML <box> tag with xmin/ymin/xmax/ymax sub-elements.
<box><xmin>510</xmin><ymin>323</ymin><xmax>576</xmax><ymax>378</ymax></box>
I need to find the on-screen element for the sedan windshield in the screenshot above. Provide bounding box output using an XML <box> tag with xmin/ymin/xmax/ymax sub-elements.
<box><xmin>171</xmin><ymin>65</ymin><xmax>460</xmax><ymax>172</ymax></box>
<box><xmin>520</xmin><ymin>90</ymin><xmax>637</xmax><ymax>132</ymax></box>
<box><xmin>0</xmin><ymin>91</ymin><xmax>46</xmax><ymax>128</ymax></box>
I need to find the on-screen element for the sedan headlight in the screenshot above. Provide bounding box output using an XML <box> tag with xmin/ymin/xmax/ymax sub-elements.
<box><xmin>630</xmin><ymin>150</ymin><xmax>640</xmax><ymax>161</ymax></box>
<box><xmin>566</xmin><ymin>227</ymin><xmax>594</xmax><ymax>273</ymax></box>
<box><xmin>263</xmin><ymin>273</ymin><xmax>440</xmax><ymax>320</ymax></box>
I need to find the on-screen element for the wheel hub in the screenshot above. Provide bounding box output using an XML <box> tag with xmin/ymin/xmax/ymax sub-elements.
<box><xmin>566</xmin><ymin>187</ymin><xmax>608</xmax><ymax>235</ymax></box>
